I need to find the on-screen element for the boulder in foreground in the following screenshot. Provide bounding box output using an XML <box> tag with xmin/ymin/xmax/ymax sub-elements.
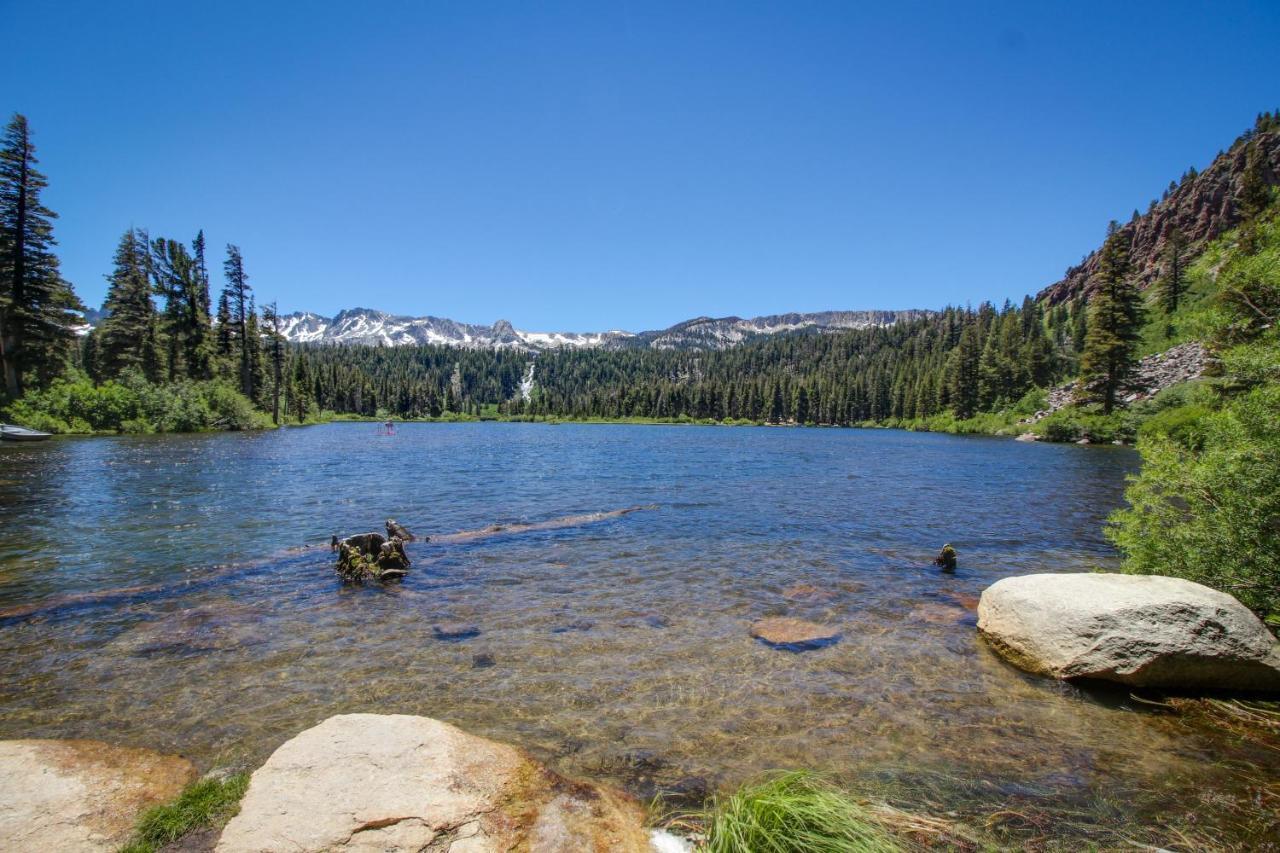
<box><xmin>215</xmin><ymin>713</ymin><xmax>649</xmax><ymax>852</ymax></box>
<box><xmin>978</xmin><ymin>573</ymin><xmax>1280</xmax><ymax>691</ymax></box>
<box><xmin>0</xmin><ymin>739</ymin><xmax>195</xmax><ymax>851</ymax></box>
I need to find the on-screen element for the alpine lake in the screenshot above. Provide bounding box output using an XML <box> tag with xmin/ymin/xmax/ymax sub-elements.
<box><xmin>1</xmin><ymin>423</ymin><xmax>1276</xmax><ymax>846</ymax></box>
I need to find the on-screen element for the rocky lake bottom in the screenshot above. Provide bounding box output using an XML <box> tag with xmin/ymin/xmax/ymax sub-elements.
<box><xmin>1</xmin><ymin>422</ymin><xmax>1276</xmax><ymax>845</ymax></box>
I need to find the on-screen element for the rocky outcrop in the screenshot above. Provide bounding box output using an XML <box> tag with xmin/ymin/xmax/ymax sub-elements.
<box><xmin>1039</xmin><ymin>128</ymin><xmax>1280</xmax><ymax>305</ymax></box>
<box><xmin>215</xmin><ymin>714</ymin><xmax>650</xmax><ymax>853</ymax></box>
<box><xmin>1023</xmin><ymin>341</ymin><xmax>1209</xmax><ymax>424</ymax></box>
<box><xmin>977</xmin><ymin>573</ymin><xmax>1280</xmax><ymax>691</ymax></box>
<box><xmin>0</xmin><ymin>739</ymin><xmax>195</xmax><ymax>851</ymax></box>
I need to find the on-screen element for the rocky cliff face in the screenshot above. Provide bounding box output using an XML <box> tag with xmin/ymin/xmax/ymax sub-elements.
<box><xmin>1039</xmin><ymin>128</ymin><xmax>1280</xmax><ymax>305</ymax></box>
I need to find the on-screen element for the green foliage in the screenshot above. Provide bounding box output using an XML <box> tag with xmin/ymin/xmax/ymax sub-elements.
<box><xmin>697</xmin><ymin>772</ymin><xmax>901</xmax><ymax>853</ymax></box>
<box><xmin>1214</xmin><ymin>207</ymin><xmax>1280</xmax><ymax>345</ymax></box>
<box><xmin>1108</xmin><ymin>384</ymin><xmax>1280</xmax><ymax>621</ymax></box>
<box><xmin>119</xmin><ymin>772</ymin><xmax>249</xmax><ymax>853</ymax></box>
<box><xmin>1035</xmin><ymin>406</ymin><xmax>1132</xmax><ymax>444</ymax></box>
<box><xmin>1</xmin><ymin>370</ymin><xmax>265</xmax><ymax>433</ymax></box>
<box><xmin>1137</xmin><ymin>403</ymin><xmax>1213</xmax><ymax>450</ymax></box>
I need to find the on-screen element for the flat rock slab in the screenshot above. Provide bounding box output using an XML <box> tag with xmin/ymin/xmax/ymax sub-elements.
<box><xmin>978</xmin><ymin>573</ymin><xmax>1280</xmax><ymax>691</ymax></box>
<box><xmin>0</xmin><ymin>739</ymin><xmax>195</xmax><ymax>852</ymax></box>
<box><xmin>215</xmin><ymin>713</ymin><xmax>649</xmax><ymax>853</ymax></box>
<box><xmin>750</xmin><ymin>617</ymin><xmax>841</xmax><ymax>651</ymax></box>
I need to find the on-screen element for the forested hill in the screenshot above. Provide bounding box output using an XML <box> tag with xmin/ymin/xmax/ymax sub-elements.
<box><xmin>1040</xmin><ymin>123</ymin><xmax>1280</xmax><ymax>305</ymax></box>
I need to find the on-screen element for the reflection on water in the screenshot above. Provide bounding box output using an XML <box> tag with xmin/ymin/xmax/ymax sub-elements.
<box><xmin>0</xmin><ymin>424</ymin><xmax>1274</xmax><ymax>842</ymax></box>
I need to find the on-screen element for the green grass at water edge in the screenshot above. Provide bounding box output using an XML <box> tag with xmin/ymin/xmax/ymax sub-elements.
<box><xmin>690</xmin><ymin>771</ymin><xmax>903</xmax><ymax>853</ymax></box>
<box><xmin>118</xmin><ymin>772</ymin><xmax>249</xmax><ymax>853</ymax></box>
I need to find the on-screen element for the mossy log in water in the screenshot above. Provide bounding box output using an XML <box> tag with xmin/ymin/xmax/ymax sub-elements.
<box><xmin>335</xmin><ymin>533</ymin><xmax>410</xmax><ymax>582</ymax></box>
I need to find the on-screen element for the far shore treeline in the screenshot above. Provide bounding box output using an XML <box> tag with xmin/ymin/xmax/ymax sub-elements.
<box><xmin>2</xmin><ymin>110</ymin><xmax>1279</xmax><ymax>620</ymax></box>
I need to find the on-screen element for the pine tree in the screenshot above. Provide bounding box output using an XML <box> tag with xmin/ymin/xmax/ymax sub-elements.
<box><xmin>0</xmin><ymin>113</ymin><xmax>82</xmax><ymax>396</ymax></box>
<box><xmin>223</xmin><ymin>244</ymin><xmax>253</xmax><ymax>398</ymax></box>
<box><xmin>98</xmin><ymin>229</ymin><xmax>160</xmax><ymax>378</ymax></box>
<box><xmin>262</xmin><ymin>300</ymin><xmax>285</xmax><ymax>424</ymax></box>
<box><xmin>291</xmin><ymin>354</ymin><xmax>312</xmax><ymax>423</ymax></box>
<box><xmin>215</xmin><ymin>288</ymin><xmax>233</xmax><ymax>362</ymax></box>
<box><xmin>1079</xmin><ymin>222</ymin><xmax>1144</xmax><ymax>414</ymax></box>
<box><xmin>945</xmin><ymin>322</ymin><xmax>981</xmax><ymax>418</ymax></box>
<box><xmin>184</xmin><ymin>230</ymin><xmax>214</xmax><ymax>379</ymax></box>
<box><xmin>1157</xmin><ymin>227</ymin><xmax>1187</xmax><ymax>314</ymax></box>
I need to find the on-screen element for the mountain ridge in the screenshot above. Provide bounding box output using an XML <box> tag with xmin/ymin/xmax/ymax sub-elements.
<box><xmin>275</xmin><ymin>307</ymin><xmax>933</xmax><ymax>351</ymax></box>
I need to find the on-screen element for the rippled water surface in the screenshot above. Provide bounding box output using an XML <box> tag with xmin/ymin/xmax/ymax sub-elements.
<box><xmin>1</xmin><ymin>424</ymin><xmax>1275</xmax><ymax>842</ymax></box>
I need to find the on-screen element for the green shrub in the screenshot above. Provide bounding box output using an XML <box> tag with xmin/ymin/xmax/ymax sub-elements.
<box><xmin>697</xmin><ymin>772</ymin><xmax>901</xmax><ymax>853</ymax></box>
<box><xmin>0</xmin><ymin>371</ymin><xmax>265</xmax><ymax>434</ymax></box>
<box><xmin>1035</xmin><ymin>407</ymin><xmax>1133</xmax><ymax>443</ymax></box>
<box><xmin>1108</xmin><ymin>383</ymin><xmax>1280</xmax><ymax>622</ymax></box>
<box><xmin>1137</xmin><ymin>404</ymin><xmax>1213</xmax><ymax>450</ymax></box>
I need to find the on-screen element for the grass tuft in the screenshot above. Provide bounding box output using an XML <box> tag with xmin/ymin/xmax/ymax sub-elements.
<box><xmin>692</xmin><ymin>771</ymin><xmax>903</xmax><ymax>853</ymax></box>
<box><xmin>119</xmin><ymin>771</ymin><xmax>250</xmax><ymax>853</ymax></box>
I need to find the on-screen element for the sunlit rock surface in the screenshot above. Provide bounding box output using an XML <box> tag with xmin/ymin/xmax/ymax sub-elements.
<box><xmin>978</xmin><ymin>573</ymin><xmax>1280</xmax><ymax>691</ymax></box>
<box><xmin>216</xmin><ymin>713</ymin><xmax>649</xmax><ymax>852</ymax></box>
<box><xmin>0</xmin><ymin>739</ymin><xmax>195</xmax><ymax>851</ymax></box>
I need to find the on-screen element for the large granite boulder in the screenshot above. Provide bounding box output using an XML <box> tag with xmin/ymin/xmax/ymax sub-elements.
<box><xmin>978</xmin><ymin>573</ymin><xmax>1280</xmax><ymax>691</ymax></box>
<box><xmin>0</xmin><ymin>739</ymin><xmax>195</xmax><ymax>851</ymax></box>
<box><xmin>216</xmin><ymin>713</ymin><xmax>650</xmax><ymax>852</ymax></box>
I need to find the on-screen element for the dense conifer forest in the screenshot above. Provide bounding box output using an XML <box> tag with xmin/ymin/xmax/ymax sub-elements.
<box><xmin>1</xmin><ymin>111</ymin><xmax>1277</xmax><ymax>447</ymax></box>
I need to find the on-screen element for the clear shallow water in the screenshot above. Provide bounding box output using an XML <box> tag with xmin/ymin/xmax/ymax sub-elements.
<box><xmin>0</xmin><ymin>423</ymin><xmax>1274</xmax><ymax>842</ymax></box>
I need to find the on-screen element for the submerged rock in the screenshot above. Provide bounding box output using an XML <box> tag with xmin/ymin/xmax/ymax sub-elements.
<box><xmin>433</xmin><ymin>622</ymin><xmax>482</xmax><ymax>641</ymax></box>
<box><xmin>978</xmin><ymin>573</ymin><xmax>1280</xmax><ymax>691</ymax></box>
<box><xmin>0</xmin><ymin>739</ymin><xmax>195</xmax><ymax>851</ymax></box>
<box><xmin>750</xmin><ymin>617</ymin><xmax>841</xmax><ymax>651</ymax></box>
<box><xmin>781</xmin><ymin>583</ymin><xmax>834</xmax><ymax>603</ymax></box>
<box><xmin>214</xmin><ymin>713</ymin><xmax>649</xmax><ymax>853</ymax></box>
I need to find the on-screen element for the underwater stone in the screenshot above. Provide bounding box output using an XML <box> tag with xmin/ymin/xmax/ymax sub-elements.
<box><xmin>750</xmin><ymin>617</ymin><xmax>841</xmax><ymax>651</ymax></box>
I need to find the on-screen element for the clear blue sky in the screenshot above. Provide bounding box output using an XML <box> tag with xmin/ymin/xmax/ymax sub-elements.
<box><xmin>4</xmin><ymin>1</ymin><xmax>1279</xmax><ymax>331</ymax></box>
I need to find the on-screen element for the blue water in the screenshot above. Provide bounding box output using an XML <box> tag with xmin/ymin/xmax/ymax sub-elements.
<box><xmin>0</xmin><ymin>423</ymin><xmax>1271</xmax><ymax>840</ymax></box>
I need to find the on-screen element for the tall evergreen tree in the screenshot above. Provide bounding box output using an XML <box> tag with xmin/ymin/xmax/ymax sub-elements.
<box><xmin>1157</xmin><ymin>227</ymin><xmax>1188</xmax><ymax>314</ymax></box>
<box><xmin>945</xmin><ymin>322</ymin><xmax>981</xmax><ymax>418</ymax></box>
<box><xmin>190</xmin><ymin>232</ymin><xmax>214</xmax><ymax>371</ymax></box>
<box><xmin>0</xmin><ymin>113</ymin><xmax>81</xmax><ymax>396</ymax></box>
<box><xmin>222</xmin><ymin>244</ymin><xmax>253</xmax><ymax>398</ymax></box>
<box><xmin>1079</xmin><ymin>222</ymin><xmax>1144</xmax><ymax>414</ymax></box>
<box><xmin>262</xmin><ymin>301</ymin><xmax>285</xmax><ymax>425</ymax></box>
<box><xmin>98</xmin><ymin>229</ymin><xmax>161</xmax><ymax>378</ymax></box>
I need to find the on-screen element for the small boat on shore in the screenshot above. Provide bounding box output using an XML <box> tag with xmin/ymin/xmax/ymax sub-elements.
<box><xmin>0</xmin><ymin>424</ymin><xmax>52</xmax><ymax>442</ymax></box>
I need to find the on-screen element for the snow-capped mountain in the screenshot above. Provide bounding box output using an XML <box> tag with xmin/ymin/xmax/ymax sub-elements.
<box><xmin>276</xmin><ymin>307</ymin><xmax>930</xmax><ymax>351</ymax></box>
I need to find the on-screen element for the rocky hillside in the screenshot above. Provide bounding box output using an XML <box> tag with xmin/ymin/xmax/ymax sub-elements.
<box><xmin>277</xmin><ymin>307</ymin><xmax>930</xmax><ymax>351</ymax></box>
<box><xmin>1024</xmin><ymin>341</ymin><xmax>1210</xmax><ymax>424</ymax></box>
<box><xmin>1039</xmin><ymin>126</ymin><xmax>1280</xmax><ymax>305</ymax></box>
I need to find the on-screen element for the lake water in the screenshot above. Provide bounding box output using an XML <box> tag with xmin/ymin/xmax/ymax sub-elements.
<box><xmin>1</xmin><ymin>423</ymin><xmax>1275</xmax><ymax>844</ymax></box>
